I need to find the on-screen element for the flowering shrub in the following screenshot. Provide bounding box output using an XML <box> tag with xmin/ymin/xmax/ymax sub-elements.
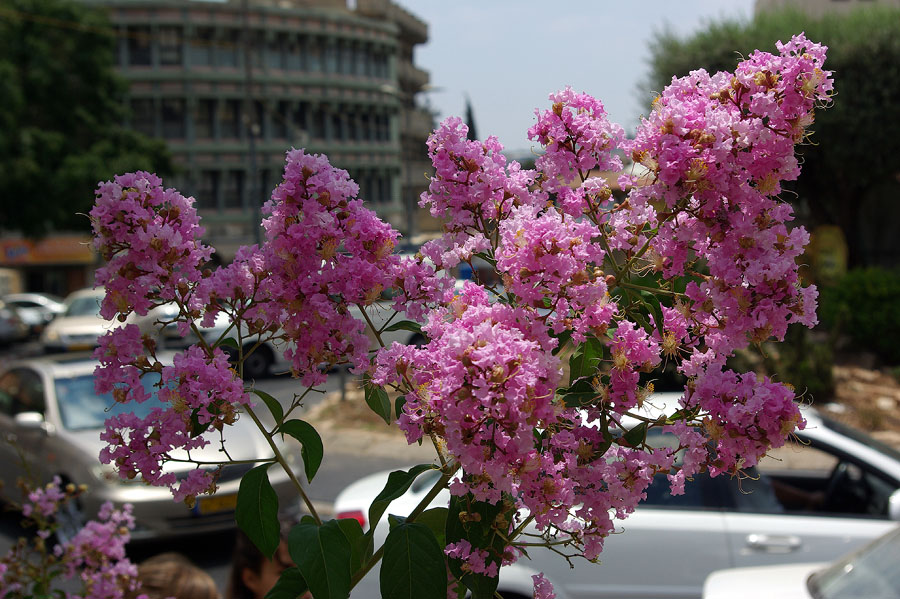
<box><xmin>0</xmin><ymin>478</ymin><xmax>140</xmax><ymax>599</ymax></box>
<box><xmin>88</xmin><ymin>34</ymin><xmax>831</xmax><ymax>599</ymax></box>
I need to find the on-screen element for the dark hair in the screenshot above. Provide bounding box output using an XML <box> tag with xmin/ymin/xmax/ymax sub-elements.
<box><xmin>127</xmin><ymin>552</ymin><xmax>219</xmax><ymax>599</ymax></box>
<box><xmin>226</xmin><ymin>530</ymin><xmax>266</xmax><ymax>599</ymax></box>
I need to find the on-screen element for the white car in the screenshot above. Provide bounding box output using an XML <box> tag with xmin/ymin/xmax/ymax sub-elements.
<box><xmin>703</xmin><ymin>525</ymin><xmax>900</xmax><ymax>599</ymax></box>
<box><xmin>333</xmin><ymin>401</ymin><xmax>900</xmax><ymax>599</ymax></box>
<box><xmin>0</xmin><ymin>353</ymin><xmax>303</xmax><ymax>540</ymax></box>
<box><xmin>40</xmin><ymin>287</ymin><xmax>176</xmax><ymax>353</ymax></box>
<box><xmin>2</xmin><ymin>292</ymin><xmax>65</xmax><ymax>336</ymax></box>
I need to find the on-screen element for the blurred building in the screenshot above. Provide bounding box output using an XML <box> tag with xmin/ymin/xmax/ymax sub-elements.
<box><xmin>78</xmin><ymin>0</ymin><xmax>434</xmax><ymax>260</ymax></box>
<box><xmin>756</xmin><ymin>0</ymin><xmax>900</xmax><ymax>16</ymax></box>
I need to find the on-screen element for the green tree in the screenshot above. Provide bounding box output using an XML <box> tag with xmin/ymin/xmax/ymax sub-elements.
<box><xmin>643</xmin><ymin>7</ymin><xmax>900</xmax><ymax>267</ymax></box>
<box><xmin>0</xmin><ymin>0</ymin><xmax>171</xmax><ymax>236</ymax></box>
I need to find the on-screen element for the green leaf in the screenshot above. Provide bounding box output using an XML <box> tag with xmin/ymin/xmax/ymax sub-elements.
<box><xmin>188</xmin><ymin>407</ymin><xmax>212</xmax><ymax>438</ymax></box>
<box><xmin>265</xmin><ymin>567</ymin><xmax>308</xmax><ymax>599</ymax></box>
<box><xmin>445</xmin><ymin>494</ymin><xmax>510</xmax><ymax>599</ymax></box>
<box><xmin>415</xmin><ymin>507</ymin><xmax>448</xmax><ymax>548</ymax></box>
<box><xmin>395</xmin><ymin>395</ymin><xmax>407</xmax><ymax>420</ymax></box>
<box><xmin>622</xmin><ymin>421</ymin><xmax>649</xmax><ymax>448</ymax></box>
<box><xmin>382</xmin><ymin>320</ymin><xmax>423</xmax><ymax>334</ymax></box>
<box><xmin>335</xmin><ymin>517</ymin><xmax>366</xmax><ymax>575</ymax></box>
<box><xmin>551</xmin><ymin>329</ymin><xmax>573</xmax><ymax>356</ymax></box>
<box><xmin>561</xmin><ymin>391</ymin><xmax>597</xmax><ymax>408</ymax></box>
<box><xmin>380</xmin><ymin>522</ymin><xmax>448</xmax><ymax>599</ymax></box>
<box><xmin>236</xmin><ymin>464</ymin><xmax>280</xmax><ymax>559</ymax></box>
<box><xmin>251</xmin><ymin>388</ymin><xmax>284</xmax><ymax>426</ymax></box>
<box><xmin>367</xmin><ymin>465</ymin><xmax>437</xmax><ymax>539</ymax></box>
<box><xmin>364</xmin><ymin>382</ymin><xmax>392</xmax><ymax>425</ymax></box>
<box><xmin>217</xmin><ymin>336</ymin><xmax>240</xmax><ymax>350</ymax></box>
<box><xmin>279</xmin><ymin>419</ymin><xmax>323</xmax><ymax>483</ymax></box>
<box><xmin>288</xmin><ymin>520</ymin><xmax>352</xmax><ymax>599</ymax></box>
<box><xmin>568</xmin><ymin>336</ymin><xmax>604</xmax><ymax>384</ymax></box>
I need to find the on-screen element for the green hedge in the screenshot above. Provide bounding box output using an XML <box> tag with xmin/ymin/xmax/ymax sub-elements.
<box><xmin>818</xmin><ymin>268</ymin><xmax>900</xmax><ymax>364</ymax></box>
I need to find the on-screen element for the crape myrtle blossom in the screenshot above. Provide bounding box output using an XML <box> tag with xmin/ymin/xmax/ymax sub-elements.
<box><xmin>260</xmin><ymin>149</ymin><xmax>402</xmax><ymax>385</ymax></box>
<box><xmin>90</xmin><ymin>171</ymin><xmax>213</xmax><ymax>321</ymax></box>
<box><xmin>0</xmin><ymin>479</ymin><xmax>141</xmax><ymax>599</ymax></box>
<box><xmin>90</xmin><ymin>34</ymin><xmax>831</xmax><ymax>599</ymax></box>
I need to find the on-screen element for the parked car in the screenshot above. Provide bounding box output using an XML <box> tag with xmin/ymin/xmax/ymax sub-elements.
<box><xmin>0</xmin><ymin>353</ymin><xmax>303</xmax><ymax>540</ymax></box>
<box><xmin>333</xmin><ymin>398</ymin><xmax>900</xmax><ymax>599</ymax></box>
<box><xmin>703</xmin><ymin>525</ymin><xmax>900</xmax><ymax>599</ymax></box>
<box><xmin>40</xmin><ymin>288</ymin><xmax>176</xmax><ymax>353</ymax></box>
<box><xmin>0</xmin><ymin>299</ymin><xmax>28</xmax><ymax>345</ymax></box>
<box><xmin>2</xmin><ymin>292</ymin><xmax>66</xmax><ymax>336</ymax></box>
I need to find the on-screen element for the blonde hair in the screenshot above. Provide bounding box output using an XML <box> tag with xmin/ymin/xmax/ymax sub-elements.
<box><xmin>128</xmin><ymin>552</ymin><xmax>219</xmax><ymax>599</ymax></box>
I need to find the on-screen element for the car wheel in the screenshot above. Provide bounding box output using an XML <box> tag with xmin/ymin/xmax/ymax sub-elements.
<box><xmin>53</xmin><ymin>493</ymin><xmax>85</xmax><ymax>545</ymax></box>
<box><xmin>242</xmin><ymin>344</ymin><xmax>273</xmax><ymax>379</ymax></box>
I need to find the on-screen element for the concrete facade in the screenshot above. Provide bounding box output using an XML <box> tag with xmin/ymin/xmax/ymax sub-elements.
<box><xmin>79</xmin><ymin>0</ymin><xmax>433</xmax><ymax>259</ymax></box>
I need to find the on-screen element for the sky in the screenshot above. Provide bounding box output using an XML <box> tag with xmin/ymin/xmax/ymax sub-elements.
<box><xmin>396</xmin><ymin>1</ymin><xmax>756</xmax><ymax>155</ymax></box>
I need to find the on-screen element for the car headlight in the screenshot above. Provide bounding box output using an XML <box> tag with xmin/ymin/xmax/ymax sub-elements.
<box><xmin>42</xmin><ymin>327</ymin><xmax>60</xmax><ymax>343</ymax></box>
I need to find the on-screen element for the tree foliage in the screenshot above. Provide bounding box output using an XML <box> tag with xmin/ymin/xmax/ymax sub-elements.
<box><xmin>642</xmin><ymin>7</ymin><xmax>900</xmax><ymax>266</ymax></box>
<box><xmin>0</xmin><ymin>0</ymin><xmax>170</xmax><ymax>236</ymax></box>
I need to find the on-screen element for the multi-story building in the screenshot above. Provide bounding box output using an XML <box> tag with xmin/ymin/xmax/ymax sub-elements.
<box><xmin>80</xmin><ymin>0</ymin><xmax>433</xmax><ymax>259</ymax></box>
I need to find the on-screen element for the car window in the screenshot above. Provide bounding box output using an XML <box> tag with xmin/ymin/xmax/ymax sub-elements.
<box><xmin>0</xmin><ymin>368</ymin><xmax>46</xmax><ymax>416</ymax></box>
<box><xmin>64</xmin><ymin>296</ymin><xmax>102</xmax><ymax>317</ymax></box>
<box><xmin>10</xmin><ymin>300</ymin><xmax>40</xmax><ymax>308</ymax></box>
<box><xmin>54</xmin><ymin>373</ymin><xmax>166</xmax><ymax>430</ymax></box>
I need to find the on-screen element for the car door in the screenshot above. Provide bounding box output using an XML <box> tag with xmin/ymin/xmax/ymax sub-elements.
<box><xmin>0</xmin><ymin>367</ymin><xmax>50</xmax><ymax>496</ymax></box>
<box><xmin>721</xmin><ymin>437</ymin><xmax>899</xmax><ymax>568</ymax></box>
<box><xmin>511</xmin><ymin>474</ymin><xmax>732</xmax><ymax>599</ymax></box>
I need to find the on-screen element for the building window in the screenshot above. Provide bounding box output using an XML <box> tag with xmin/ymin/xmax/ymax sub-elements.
<box><xmin>272</xmin><ymin>101</ymin><xmax>289</xmax><ymax>140</ymax></box>
<box><xmin>307</xmin><ymin>40</ymin><xmax>322</xmax><ymax>72</ymax></box>
<box><xmin>220</xmin><ymin>99</ymin><xmax>241</xmax><ymax>139</ymax></box>
<box><xmin>266</xmin><ymin>35</ymin><xmax>284</xmax><ymax>69</ymax></box>
<box><xmin>219</xmin><ymin>29</ymin><xmax>240</xmax><ymax>68</ymax></box>
<box><xmin>161</xmin><ymin>98</ymin><xmax>185</xmax><ymax>139</ymax></box>
<box><xmin>128</xmin><ymin>26</ymin><xmax>152</xmax><ymax>66</ymax></box>
<box><xmin>159</xmin><ymin>27</ymin><xmax>183</xmax><ymax>66</ymax></box>
<box><xmin>130</xmin><ymin>98</ymin><xmax>155</xmax><ymax>137</ymax></box>
<box><xmin>194</xmin><ymin>99</ymin><xmax>215</xmax><ymax>139</ymax></box>
<box><xmin>223</xmin><ymin>170</ymin><xmax>245</xmax><ymax>209</ymax></box>
<box><xmin>190</xmin><ymin>27</ymin><xmax>214</xmax><ymax>67</ymax></box>
<box><xmin>285</xmin><ymin>36</ymin><xmax>301</xmax><ymax>70</ymax></box>
<box><xmin>198</xmin><ymin>170</ymin><xmax>219</xmax><ymax>210</ymax></box>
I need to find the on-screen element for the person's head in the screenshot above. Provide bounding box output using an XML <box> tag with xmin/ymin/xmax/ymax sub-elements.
<box><xmin>127</xmin><ymin>552</ymin><xmax>219</xmax><ymax>599</ymax></box>
<box><xmin>226</xmin><ymin>530</ymin><xmax>293</xmax><ymax>599</ymax></box>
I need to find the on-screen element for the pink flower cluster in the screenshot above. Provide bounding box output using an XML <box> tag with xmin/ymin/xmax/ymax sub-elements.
<box><xmin>1</xmin><ymin>480</ymin><xmax>140</xmax><ymax>599</ymax></box>
<box><xmin>90</xmin><ymin>171</ymin><xmax>212</xmax><ymax>320</ymax></box>
<box><xmin>496</xmin><ymin>205</ymin><xmax>615</xmax><ymax>342</ymax></box>
<box><xmin>89</xmin><ymin>33</ymin><xmax>832</xmax><ymax>599</ymax></box>
<box><xmin>98</xmin><ymin>345</ymin><xmax>245</xmax><ymax>503</ymax></box>
<box><xmin>258</xmin><ymin>149</ymin><xmax>401</xmax><ymax>384</ymax></box>
<box><xmin>619</xmin><ymin>33</ymin><xmax>830</xmax><ymax>362</ymax></box>
<box><xmin>375</xmin><ymin>282</ymin><xmax>561</xmax><ymax>504</ymax></box>
<box><xmin>60</xmin><ymin>502</ymin><xmax>140</xmax><ymax>599</ymax></box>
<box><xmin>528</xmin><ymin>87</ymin><xmax>624</xmax><ymax>217</ymax></box>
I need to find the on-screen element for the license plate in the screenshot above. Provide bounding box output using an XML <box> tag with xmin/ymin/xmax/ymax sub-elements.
<box><xmin>68</xmin><ymin>343</ymin><xmax>95</xmax><ymax>351</ymax></box>
<box><xmin>195</xmin><ymin>493</ymin><xmax>238</xmax><ymax>515</ymax></box>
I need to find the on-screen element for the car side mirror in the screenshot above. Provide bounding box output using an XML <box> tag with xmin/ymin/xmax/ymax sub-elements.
<box><xmin>889</xmin><ymin>489</ymin><xmax>900</xmax><ymax>521</ymax></box>
<box><xmin>14</xmin><ymin>411</ymin><xmax>54</xmax><ymax>435</ymax></box>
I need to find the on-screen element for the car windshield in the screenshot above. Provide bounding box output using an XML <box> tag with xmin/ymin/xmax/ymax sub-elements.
<box><xmin>64</xmin><ymin>296</ymin><xmax>102</xmax><ymax>317</ymax></box>
<box><xmin>54</xmin><ymin>373</ymin><xmax>166</xmax><ymax>430</ymax></box>
<box><xmin>807</xmin><ymin>527</ymin><xmax>900</xmax><ymax>599</ymax></box>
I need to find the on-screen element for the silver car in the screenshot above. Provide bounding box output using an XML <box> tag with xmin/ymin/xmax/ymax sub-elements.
<box><xmin>334</xmin><ymin>400</ymin><xmax>900</xmax><ymax>599</ymax></box>
<box><xmin>2</xmin><ymin>292</ymin><xmax>65</xmax><ymax>336</ymax></box>
<box><xmin>0</xmin><ymin>354</ymin><xmax>303</xmax><ymax>540</ymax></box>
